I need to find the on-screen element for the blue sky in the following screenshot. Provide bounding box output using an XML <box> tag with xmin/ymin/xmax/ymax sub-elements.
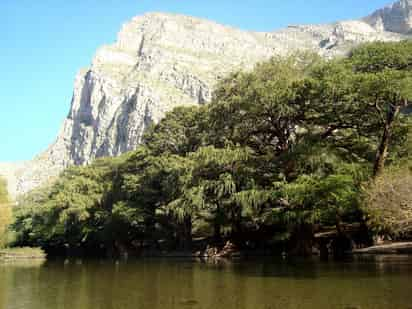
<box><xmin>0</xmin><ymin>0</ymin><xmax>392</xmax><ymax>161</ymax></box>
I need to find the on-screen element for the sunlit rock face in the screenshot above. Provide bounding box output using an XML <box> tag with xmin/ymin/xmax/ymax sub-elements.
<box><xmin>2</xmin><ymin>2</ymin><xmax>411</xmax><ymax>197</ymax></box>
<box><xmin>364</xmin><ymin>0</ymin><xmax>412</xmax><ymax>34</ymax></box>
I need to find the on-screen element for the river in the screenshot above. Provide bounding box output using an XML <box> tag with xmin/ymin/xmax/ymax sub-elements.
<box><xmin>1</xmin><ymin>255</ymin><xmax>411</xmax><ymax>309</ymax></box>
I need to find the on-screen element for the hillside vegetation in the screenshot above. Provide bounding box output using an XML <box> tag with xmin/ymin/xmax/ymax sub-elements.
<box><xmin>11</xmin><ymin>41</ymin><xmax>412</xmax><ymax>257</ymax></box>
<box><xmin>0</xmin><ymin>178</ymin><xmax>12</xmax><ymax>248</ymax></box>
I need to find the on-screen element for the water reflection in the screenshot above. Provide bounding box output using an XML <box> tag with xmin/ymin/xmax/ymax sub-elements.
<box><xmin>0</xmin><ymin>256</ymin><xmax>412</xmax><ymax>309</ymax></box>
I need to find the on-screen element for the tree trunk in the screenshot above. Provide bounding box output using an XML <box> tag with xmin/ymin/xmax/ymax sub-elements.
<box><xmin>373</xmin><ymin>104</ymin><xmax>400</xmax><ymax>177</ymax></box>
<box><xmin>290</xmin><ymin>223</ymin><xmax>314</xmax><ymax>256</ymax></box>
<box><xmin>332</xmin><ymin>216</ymin><xmax>352</xmax><ymax>260</ymax></box>
<box><xmin>214</xmin><ymin>221</ymin><xmax>221</xmax><ymax>243</ymax></box>
<box><xmin>182</xmin><ymin>216</ymin><xmax>192</xmax><ymax>250</ymax></box>
<box><xmin>319</xmin><ymin>239</ymin><xmax>329</xmax><ymax>261</ymax></box>
<box><xmin>213</xmin><ymin>205</ymin><xmax>222</xmax><ymax>243</ymax></box>
<box><xmin>230</xmin><ymin>207</ymin><xmax>243</xmax><ymax>244</ymax></box>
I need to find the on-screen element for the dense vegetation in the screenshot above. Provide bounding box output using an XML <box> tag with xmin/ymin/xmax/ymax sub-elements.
<box><xmin>365</xmin><ymin>162</ymin><xmax>412</xmax><ymax>238</ymax></box>
<box><xmin>11</xmin><ymin>42</ymin><xmax>412</xmax><ymax>257</ymax></box>
<box><xmin>0</xmin><ymin>178</ymin><xmax>12</xmax><ymax>248</ymax></box>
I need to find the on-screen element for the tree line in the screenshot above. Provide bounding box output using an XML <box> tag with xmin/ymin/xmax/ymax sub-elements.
<box><xmin>10</xmin><ymin>41</ymin><xmax>412</xmax><ymax>257</ymax></box>
<box><xmin>0</xmin><ymin>177</ymin><xmax>12</xmax><ymax>248</ymax></box>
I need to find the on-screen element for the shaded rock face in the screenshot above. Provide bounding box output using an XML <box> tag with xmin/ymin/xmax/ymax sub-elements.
<box><xmin>1</xmin><ymin>2</ymin><xmax>411</xmax><ymax>197</ymax></box>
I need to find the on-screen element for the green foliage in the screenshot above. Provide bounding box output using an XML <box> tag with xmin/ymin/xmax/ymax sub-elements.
<box><xmin>11</xmin><ymin>42</ymin><xmax>412</xmax><ymax>255</ymax></box>
<box><xmin>349</xmin><ymin>41</ymin><xmax>412</xmax><ymax>72</ymax></box>
<box><xmin>208</xmin><ymin>55</ymin><xmax>316</xmax><ymax>155</ymax></box>
<box><xmin>12</xmin><ymin>157</ymin><xmax>125</xmax><ymax>250</ymax></box>
<box><xmin>307</xmin><ymin>41</ymin><xmax>412</xmax><ymax>176</ymax></box>
<box><xmin>277</xmin><ymin>173</ymin><xmax>360</xmax><ymax>226</ymax></box>
<box><xmin>143</xmin><ymin>106</ymin><xmax>207</xmax><ymax>156</ymax></box>
<box><xmin>0</xmin><ymin>178</ymin><xmax>12</xmax><ymax>248</ymax></box>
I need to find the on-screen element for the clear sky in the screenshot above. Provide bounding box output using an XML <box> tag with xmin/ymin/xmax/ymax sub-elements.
<box><xmin>0</xmin><ymin>0</ymin><xmax>392</xmax><ymax>162</ymax></box>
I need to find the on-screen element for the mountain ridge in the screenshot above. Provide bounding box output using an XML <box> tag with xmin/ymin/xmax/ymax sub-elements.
<box><xmin>1</xmin><ymin>1</ymin><xmax>411</xmax><ymax>197</ymax></box>
<box><xmin>364</xmin><ymin>0</ymin><xmax>412</xmax><ymax>33</ymax></box>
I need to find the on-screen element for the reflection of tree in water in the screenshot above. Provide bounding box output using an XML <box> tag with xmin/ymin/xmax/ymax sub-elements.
<box><xmin>1</xmin><ymin>258</ymin><xmax>412</xmax><ymax>308</ymax></box>
<box><xmin>0</xmin><ymin>260</ymin><xmax>45</xmax><ymax>309</ymax></box>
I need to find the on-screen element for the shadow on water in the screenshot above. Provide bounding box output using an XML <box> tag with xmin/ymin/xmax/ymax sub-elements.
<box><xmin>1</xmin><ymin>255</ymin><xmax>412</xmax><ymax>309</ymax></box>
<box><xmin>191</xmin><ymin>254</ymin><xmax>412</xmax><ymax>280</ymax></box>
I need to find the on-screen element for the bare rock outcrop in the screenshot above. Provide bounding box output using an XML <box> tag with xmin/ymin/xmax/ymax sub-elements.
<box><xmin>364</xmin><ymin>0</ymin><xmax>412</xmax><ymax>34</ymax></box>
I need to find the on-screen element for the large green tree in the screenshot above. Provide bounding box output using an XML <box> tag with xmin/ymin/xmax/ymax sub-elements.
<box><xmin>11</xmin><ymin>42</ymin><xmax>412</xmax><ymax>256</ymax></box>
<box><xmin>307</xmin><ymin>41</ymin><xmax>412</xmax><ymax>177</ymax></box>
<box><xmin>144</xmin><ymin>106</ymin><xmax>207</xmax><ymax>156</ymax></box>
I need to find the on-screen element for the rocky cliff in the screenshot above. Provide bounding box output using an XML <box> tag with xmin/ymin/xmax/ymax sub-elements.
<box><xmin>1</xmin><ymin>1</ymin><xmax>411</xmax><ymax>197</ymax></box>
<box><xmin>364</xmin><ymin>0</ymin><xmax>412</xmax><ymax>33</ymax></box>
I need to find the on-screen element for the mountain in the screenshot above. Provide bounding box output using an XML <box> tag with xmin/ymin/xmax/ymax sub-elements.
<box><xmin>1</xmin><ymin>1</ymin><xmax>411</xmax><ymax>197</ymax></box>
<box><xmin>364</xmin><ymin>0</ymin><xmax>412</xmax><ymax>33</ymax></box>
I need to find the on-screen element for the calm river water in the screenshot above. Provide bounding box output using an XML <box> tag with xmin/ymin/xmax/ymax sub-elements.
<box><xmin>1</xmin><ymin>255</ymin><xmax>412</xmax><ymax>309</ymax></box>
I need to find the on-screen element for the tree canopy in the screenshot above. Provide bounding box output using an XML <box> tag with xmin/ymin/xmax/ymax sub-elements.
<box><xmin>11</xmin><ymin>41</ymin><xmax>412</xmax><ymax>257</ymax></box>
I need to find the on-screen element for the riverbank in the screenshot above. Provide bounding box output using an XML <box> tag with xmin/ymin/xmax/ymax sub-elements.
<box><xmin>0</xmin><ymin>247</ymin><xmax>46</xmax><ymax>260</ymax></box>
<box><xmin>41</xmin><ymin>240</ymin><xmax>412</xmax><ymax>260</ymax></box>
<box><xmin>353</xmin><ymin>242</ymin><xmax>412</xmax><ymax>254</ymax></box>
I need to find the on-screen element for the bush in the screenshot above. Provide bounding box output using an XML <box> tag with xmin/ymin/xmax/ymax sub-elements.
<box><xmin>364</xmin><ymin>165</ymin><xmax>412</xmax><ymax>239</ymax></box>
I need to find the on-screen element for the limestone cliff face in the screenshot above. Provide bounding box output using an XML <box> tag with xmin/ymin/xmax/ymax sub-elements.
<box><xmin>1</xmin><ymin>2</ymin><xmax>411</xmax><ymax>197</ymax></box>
<box><xmin>364</xmin><ymin>0</ymin><xmax>412</xmax><ymax>33</ymax></box>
